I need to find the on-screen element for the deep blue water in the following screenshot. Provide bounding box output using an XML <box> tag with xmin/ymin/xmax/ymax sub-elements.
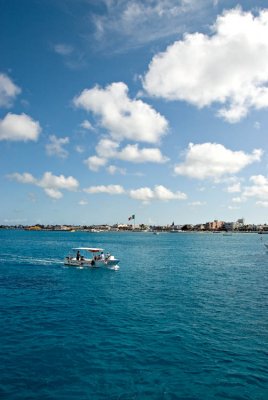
<box><xmin>0</xmin><ymin>230</ymin><xmax>268</xmax><ymax>400</ymax></box>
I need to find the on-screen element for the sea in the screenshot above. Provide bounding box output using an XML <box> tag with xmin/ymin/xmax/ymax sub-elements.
<box><xmin>0</xmin><ymin>229</ymin><xmax>268</xmax><ymax>400</ymax></box>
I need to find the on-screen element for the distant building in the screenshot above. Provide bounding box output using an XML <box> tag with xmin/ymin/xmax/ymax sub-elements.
<box><xmin>205</xmin><ymin>220</ymin><xmax>224</xmax><ymax>230</ymax></box>
<box><xmin>224</xmin><ymin>222</ymin><xmax>236</xmax><ymax>231</ymax></box>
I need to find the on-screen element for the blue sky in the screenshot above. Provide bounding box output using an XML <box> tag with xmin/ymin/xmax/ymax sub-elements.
<box><xmin>1</xmin><ymin>0</ymin><xmax>268</xmax><ymax>226</ymax></box>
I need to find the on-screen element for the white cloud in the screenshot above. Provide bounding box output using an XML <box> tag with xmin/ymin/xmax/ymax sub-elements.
<box><xmin>38</xmin><ymin>172</ymin><xmax>78</xmax><ymax>191</ymax></box>
<box><xmin>226</xmin><ymin>182</ymin><xmax>241</xmax><ymax>193</ymax></box>
<box><xmin>84</xmin><ymin>138</ymin><xmax>168</xmax><ymax>171</ymax></box>
<box><xmin>46</xmin><ymin>135</ymin><xmax>69</xmax><ymax>158</ymax></box>
<box><xmin>96</xmin><ymin>138</ymin><xmax>119</xmax><ymax>158</ymax></box>
<box><xmin>83</xmin><ymin>183</ymin><xmax>187</xmax><ymax>203</ymax></box>
<box><xmin>84</xmin><ymin>185</ymin><xmax>125</xmax><ymax>195</ymax></box>
<box><xmin>117</xmin><ymin>144</ymin><xmax>168</xmax><ymax>163</ymax></box>
<box><xmin>74</xmin><ymin>82</ymin><xmax>168</xmax><ymax>143</ymax></box>
<box><xmin>7</xmin><ymin>172</ymin><xmax>36</xmax><ymax>184</ymax></box>
<box><xmin>84</xmin><ymin>155</ymin><xmax>107</xmax><ymax>171</ymax></box>
<box><xmin>93</xmin><ymin>0</ymin><xmax>216</xmax><ymax>50</ymax></box>
<box><xmin>80</xmin><ymin>119</ymin><xmax>94</xmax><ymax>130</ymax></box>
<box><xmin>96</xmin><ymin>137</ymin><xmax>167</xmax><ymax>163</ymax></box>
<box><xmin>0</xmin><ymin>113</ymin><xmax>41</xmax><ymax>141</ymax></box>
<box><xmin>129</xmin><ymin>187</ymin><xmax>154</xmax><ymax>202</ymax></box>
<box><xmin>154</xmin><ymin>185</ymin><xmax>187</xmax><ymax>200</ymax></box>
<box><xmin>0</xmin><ymin>73</ymin><xmax>21</xmax><ymax>107</ymax></box>
<box><xmin>44</xmin><ymin>188</ymin><xmax>63</xmax><ymax>199</ymax></box>
<box><xmin>8</xmin><ymin>171</ymin><xmax>79</xmax><ymax>199</ymax></box>
<box><xmin>242</xmin><ymin>175</ymin><xmax>268</xmax><ymax>201</ymax></box>
<box><xmin>143</xmin><ymin>7</ymin><xmax>268</xmax><ymax>122</ymax></box>
<box><xmin>106</xmin><ymin>165</ymin><xmax>126</xmax><ymax>175</ymax></box>
<box><xmin>129</xmin><ymin>185</ymin><xmax>187</xmax><ymax>202</ymax></box>
<box><xmin>174</xmin><ymin>143</ymin><xmax>262</xmax><ymax>180</ymax></box>
<box><xmin>79</xmin><ymin>200</ymin><xmax>88</xmax><ymax>206</ymax></box>
<box><xmin>232</xmin><ymin>197</ymin><xmax>244</xmax><ymax>203</ymax></box>
<box><xmin>256</xmin><ymin>201</ymin><xmax>268</xmax><ymax>207</ymax></box>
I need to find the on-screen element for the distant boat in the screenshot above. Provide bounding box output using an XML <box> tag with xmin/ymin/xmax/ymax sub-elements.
<box><xmin>64</xmin><ymin>247</ymin><xmax>120</xmax><ymax>269</ymax></box>
<box><xmin>153</xmin><ymin>232</ymin><xmax>160</xmax><ymax>235</ymax></box>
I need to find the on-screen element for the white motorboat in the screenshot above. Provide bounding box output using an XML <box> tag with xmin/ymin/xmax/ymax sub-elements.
<box><xmin>64</xmin><ymin>247</ymin><xmax>120</xmax><ymax>269</ymax></box>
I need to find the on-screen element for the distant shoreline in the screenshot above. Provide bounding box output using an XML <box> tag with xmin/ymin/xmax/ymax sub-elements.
<box><xmin>0</xmin><ymin>227</ymin><xmax>266</xmax><ymax>234</ymax></box>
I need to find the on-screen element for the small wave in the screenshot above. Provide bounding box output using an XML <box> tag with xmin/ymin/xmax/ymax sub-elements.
<box><xmin>0</xmin><ymin>254</ymin><xmax>62</xmax><ymax>267</ymax></box>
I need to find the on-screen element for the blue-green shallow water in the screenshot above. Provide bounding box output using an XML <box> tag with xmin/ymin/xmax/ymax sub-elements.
<box><xmin>0</xmin><ymin>230</ymin><xmax>268</xmax><ymax>400</ymax></box>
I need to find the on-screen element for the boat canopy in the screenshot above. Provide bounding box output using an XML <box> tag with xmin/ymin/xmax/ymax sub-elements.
<box><xmin>72</xmin><ymin>247</ymin><xmax>104</xmax><ymax>252</ymax></box>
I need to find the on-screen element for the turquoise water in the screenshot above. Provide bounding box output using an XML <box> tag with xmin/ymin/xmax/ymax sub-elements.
<box><xmin>0</xmin><ymin>230</ymin><xmax>268</xmax><ymax>399</ymax></box>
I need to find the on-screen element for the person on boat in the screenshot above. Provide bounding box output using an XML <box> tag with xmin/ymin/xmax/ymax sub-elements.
<box><xmin>76</xmin><ymin>250</ymin><xmax>80</xmax><ymax>261</ymax></box>
<box><xmin>100</xmin><ymin>251</ymin><xmax>105</xmax><ymax>260</ymax></box>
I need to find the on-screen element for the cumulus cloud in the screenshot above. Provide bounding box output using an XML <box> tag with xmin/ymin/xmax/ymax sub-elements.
<box><xmin>44</xmin><ymin>188</ymin><xmax>63</xmax><ymax>199</ymax></box>
<box><xmin>84</xmin><ymin>138</ymin><xmax>168</xmax><ymax>171</ymax></box>
<box><xmin>0</xmin><ymin>73</ymin><xmax>21</xmax><ymax>107</ymax></box>
<box><xmin>38</xmin><ymin>172</ymin><xmax>78</xmax><ymax>191</ymax></box>
<box><xmin>74</xmin><ymin>82</ymin><xmax>168</xmax><ymax>143</ymax></box>
<box><xmin>84</xmin><ymin>155</ymin><xmax>107</xmax><ymax>171</ymax></box>
<box><xmin>106</xmin><ymin>165</ymin><xmax>126</xmax><ymax>175</ymax></box>
<box><xmin>143</xmin><ymin>7</ymin><xmax>268</xmax><ymax>122</ymax></box>
<box><xmin>80</xmin><ymin>119</ymin><xmax>94</xmax><ymax>130</ymax></box>
<box><xmin>84</xmin><ymin>185</ymin><xmax>125</xmax><ymax>195</ymax></box>
<box><xmin>46</xmin><ymin>135</ymin><xmax>69</xmax><ymax>158</ymax></box>
<box><xmin>0</xmin><ymin>113</ymin><xmax>41</xmax><ymax>141</ymax></box>
<box><xmin>129</xmin><ymin>187</ymin><xmax>154</xmax><ymax>202</ymax></box>
<box><xmin>83</xmin><ymin>182</ymin><xmax>187</xmax><ymax>203</ymax></box>
<box><xmin>116</xmin><ymin>144</ymin><xmax>168</xmax><ymax>163</ymax></box>
<box><xmin>226</xmin><ymin>182</ymin><xmax>241</xmax><ymax>193</ymax></box>
<box><xmin>242</xmin><ymin>175</ymin><xmax>268</xmax><ymax>201</ymax></box>
<box><xmin>8</xmin><ymin>171</ymin><xmax>79</xmax><ymax>199</ymax></box>
<box><xmin>129</xmin><ymin>185</ymin><xmax>187</xmax><ymax>202</ymax></box>
<box><xmin>174</xmin><ymin>143</ymin><xmax>262</xmax><ymax>180</ymax></box>
<box><xmin>8</xmin><ymin>172</ymin><xmax>36</xmax><ymax>184</ymax></box>
<box><xmin>256</xmin><ymin>201</ymin><xmax>268</xmax><ymax>207</ymax></box>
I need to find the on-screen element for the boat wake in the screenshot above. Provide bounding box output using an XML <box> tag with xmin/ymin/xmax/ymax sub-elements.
<box><xmin>0</xmin><ymin>254</ymin><xmax>62</xmax><ymax>267</ymax></box>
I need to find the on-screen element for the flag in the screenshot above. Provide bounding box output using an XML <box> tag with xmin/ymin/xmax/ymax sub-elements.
<box><xmin>128</xmin><ymin>214</ymin><xmax>135</xmax><ymax>221</ymax></box>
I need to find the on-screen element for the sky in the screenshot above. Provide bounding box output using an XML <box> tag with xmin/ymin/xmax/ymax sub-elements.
<box><xmin>1</xmin><ymin>0</ymin><xmax>268</xmax><ymax>226</ymax></box>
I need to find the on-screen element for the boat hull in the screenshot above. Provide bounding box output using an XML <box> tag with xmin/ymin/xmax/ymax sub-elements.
<box><xmin>64</xmin><ymin>257</ymin><xmax>119</xmax><ymax>268</ymax></box>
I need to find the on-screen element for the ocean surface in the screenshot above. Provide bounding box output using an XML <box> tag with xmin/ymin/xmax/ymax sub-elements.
<box><xmin>0</xmin><ymin>230</ymin><xmax>268</xmax><ymax>400</ymax></box>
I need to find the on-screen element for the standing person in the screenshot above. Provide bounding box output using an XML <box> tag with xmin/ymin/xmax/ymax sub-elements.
<box><xmin>76</xmin><ymin>250</ymin><xmax>80</xmax><ymax>261</ymax></box>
